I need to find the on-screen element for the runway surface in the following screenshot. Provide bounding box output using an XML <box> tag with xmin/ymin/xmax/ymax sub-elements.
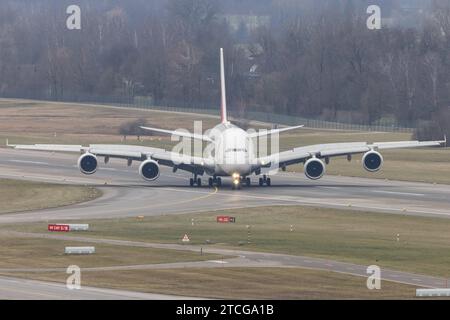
<box><xmin>0</xmin><ymin>275</ymin><xmax>201</xmax><ymax>300</ymax></box>
<box><xmin>0</xmin><ymin>148</ymin><xmax>449</xmax><ymax>299</ymax></box>
<box><xmin>0</xmin><ymin>148</ymin><xmax>449</xmax><ymax>225</ymax></box>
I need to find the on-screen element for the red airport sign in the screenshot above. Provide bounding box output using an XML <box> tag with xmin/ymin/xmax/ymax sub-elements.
<box><xmin>48</xmin><ymin>224</ymin><xmax>70</xmax><ymax>232</ymax></box>
<box><xmin>216</xmin><ymin>216</ymin><xmax>236</xmax><ymax>223</ymax></box>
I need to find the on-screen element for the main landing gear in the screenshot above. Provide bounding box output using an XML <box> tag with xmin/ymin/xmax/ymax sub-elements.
<box><xmin>208</xmin><ymin>176</ymin><xmax>222</xmax><ymax>187</ymax></box>
<box><xmin>258</xmin><ymin>175</ymin><xmax>271</xmax><ymax>186</ymax></box>
<box><xmin>189</xmin><ymin>174</ymin><xmax>202</xmax><ymax>187</ymax></box>
<box><xmin>190</xmin><ymin>175</ymin><xmax>271</xmax><ymax>188</ymax></box>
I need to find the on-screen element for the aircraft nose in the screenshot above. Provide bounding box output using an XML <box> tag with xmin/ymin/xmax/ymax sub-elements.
<box><xmin>224</xmin><ymin>164</ymin><xmax>252</xmax><ymax>176</ymax></box>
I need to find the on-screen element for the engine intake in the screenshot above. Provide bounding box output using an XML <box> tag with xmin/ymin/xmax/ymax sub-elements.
<box><xmin>78</xmin><ymin>153</ymin><xmax>98</xmax><ymax>175</ymax></box>
<box><xmin>139</xmin><ymin>159</ymin><xmax>160</xmax><ymax>181</ymax></box>
<box><xmin>304</xmin><ymin>158</ymin><xmax>325</xmax><ymax>180</ymax></box>
<box><xmin>362</xmin><ymin>150</ymin><xmax>383</xmax><ymax>172</ymax></box>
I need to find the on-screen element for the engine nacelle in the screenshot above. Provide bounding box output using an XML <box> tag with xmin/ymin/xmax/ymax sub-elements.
<box><xmin>304</xmin><ymin>158</ymin><xmax>325</xmax><ymax>180</ymax></box>
<box><xmin>362</xmin><ymin>150</ymin><xmax>383</xmax><ymax>172</ymax></box>
<box><xmin>139</xmin><ymin>159</ymin><xmax>160</xmax><ymax>181</ymax></box>
<box><xmin>78</xmin><ymin>153</ymin><xmax>98</xmax><ymax>175</ymax></box>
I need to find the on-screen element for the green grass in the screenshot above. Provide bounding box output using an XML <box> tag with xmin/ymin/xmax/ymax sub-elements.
<box><xmin>3</xmin><ymin>267</ymin><xmax>419</xmax><ymax>299</ymax></box>
<box><xmin>5</xmin><ymin>206</ymin><xmax>450</xmax><ymax>278</ymax></box>
<box><xmin>0</xmin><ymin>236</ymin><xmax>220</xmax><ymax>270</ymax></box>
<box><xmin>0</xmin><ymin>179</ymin><xmax>101</xmax><ymax>214</ymax></box>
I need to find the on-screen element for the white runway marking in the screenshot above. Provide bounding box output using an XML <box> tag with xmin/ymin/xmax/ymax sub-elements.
<box><xmin>0</xmin><ymin>173</ymin><xmax>99</xmax><ymax>185</ymax></box>
<box><xmin>372</xmin><ymin>190</ymin><xmax>425</xmax><ymax>197</ymax></box>
<box><xmin>9</xmin><ymin>160</ymin><xmax>49</xmax><ymax>165</ymax></box>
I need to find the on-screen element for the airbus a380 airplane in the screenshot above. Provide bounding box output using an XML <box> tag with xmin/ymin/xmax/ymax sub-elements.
<box><xmin>7</xmin><ymin>49</ymin><xmax>446</xmax><ymax>190</ymax></box>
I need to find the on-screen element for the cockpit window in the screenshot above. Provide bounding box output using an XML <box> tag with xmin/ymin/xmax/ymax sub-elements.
<box><xmin>225</xmin><ymin>148</ymin><xmax>247</xmax><ymax>152</ymax></box>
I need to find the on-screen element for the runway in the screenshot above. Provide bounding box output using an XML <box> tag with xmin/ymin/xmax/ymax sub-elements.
<box><xmin>0</xmin><ymin>276</ymin><xmax>201</xmax><ymax>300</ymax></box>
<box><xmin>0</xmin><ymin>148</ymin><xmax>450</xmax><ymax>299</ymax></box>
<box><xmin>0</xmin><ymin>148</ymin><xmax>449</xmax><ymax>225</ymax></box>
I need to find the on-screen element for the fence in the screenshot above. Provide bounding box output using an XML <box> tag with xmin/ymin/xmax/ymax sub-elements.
<box><xmin>0</xmin><ymin>93</ymin><xmax>415</xmax><ymax>133</ymax></box>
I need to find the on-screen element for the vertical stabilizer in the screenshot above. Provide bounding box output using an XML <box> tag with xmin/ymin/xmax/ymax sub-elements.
<box><xmin>220</xmin><ymin>48</ymin><xmax>228</xmax><ymax>123</ymax></box>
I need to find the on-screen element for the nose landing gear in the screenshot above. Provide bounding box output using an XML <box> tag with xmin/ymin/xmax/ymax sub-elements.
<box><xmin>231</xmin><ymin>179</ymin><xmax>241</xmax><ymax>190</ymax></box>
<box><xmin>230</xmin><ymin>176</ymin><xmax>251</xmax><ymax>190</ymax></box>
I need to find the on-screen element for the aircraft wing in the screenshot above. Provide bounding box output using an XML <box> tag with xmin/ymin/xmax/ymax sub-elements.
<box><xmin>6</xmin><ymin>141</ymin><xmax>215</xmax><ymax>174</ymax></box>
<box><xmin>259</xmin><ymin>137</ymin><xmax>447</xmax><ymax>169</ymax></box>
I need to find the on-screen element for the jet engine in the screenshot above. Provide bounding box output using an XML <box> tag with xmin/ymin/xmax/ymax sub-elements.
<box><xmin>304</xmin><ymin>158</ymin><xmax>325</xmax><ymax>180</ymax></box>
<box><xmin>362</xmin><ymin>150</ymin><xmax>383</xmax><ymax>172</ymax></box>
<box><xmin>78</xmin><ymin>153</ymin><xmax>98</xmax><ymax>175</ymax></box>
<box><xmin>139</xmin><ymin>159</ymin><xmax>160</xmax><ymax>181</ymax></box>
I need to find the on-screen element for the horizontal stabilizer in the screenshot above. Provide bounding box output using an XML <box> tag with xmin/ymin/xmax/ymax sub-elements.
<box><xmin>140</xmin><ymin>126</ymin><xmax>213</xmax><ymax>142</ymax></box>
<box><xmin>248</xmin><ymin>125</ymin><xmax>304</xmax><ymax>138</ymax></box>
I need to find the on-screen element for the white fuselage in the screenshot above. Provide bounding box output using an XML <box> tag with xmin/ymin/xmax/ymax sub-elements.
<box><xmin>210</xmin><ymin>122</ymin><xmax>255</xmax><ymax>177</ymax></box>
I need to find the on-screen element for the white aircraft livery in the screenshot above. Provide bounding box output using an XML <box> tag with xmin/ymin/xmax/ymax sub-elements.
<box><xmin>7</xmin><ymin>48</ymin><xmax>446</xmax><ymax>189</ymax></box>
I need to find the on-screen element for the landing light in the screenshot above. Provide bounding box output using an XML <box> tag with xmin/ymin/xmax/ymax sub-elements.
<box><xmin>232</xmin><ymin>173</ymin><xmax>240</xmax><ymax>179</ymax></box>
<box><xmin>233</xmin><ymin>179</ymin><xmax>240</xmax><ymax>185</ymax></box>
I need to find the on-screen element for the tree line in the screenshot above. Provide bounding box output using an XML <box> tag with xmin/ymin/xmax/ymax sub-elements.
<box><xmin>0</xmin><ymin>0</ymin><xmax>448</xmax><ymax>138</ymax></box>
